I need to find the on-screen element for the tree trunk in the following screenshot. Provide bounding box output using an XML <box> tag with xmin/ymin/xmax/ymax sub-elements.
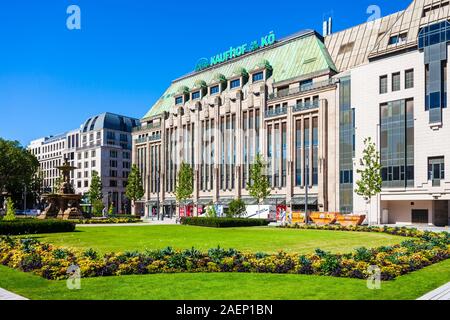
<box><xmin>131</xmin><ymin>201</ymin><xmax>136</xmax><ymax>216</ymax></box>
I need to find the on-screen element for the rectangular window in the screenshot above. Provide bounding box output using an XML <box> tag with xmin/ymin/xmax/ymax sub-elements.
<box><xmin>192</xmin><ymin>91</ymin><xmax>200</xmax><ymax>100</ymax></box>
<box><xmin>230</xmin><ymin>79</ymin><xmax>241</xmax><ymax>89</ymax></box>
<box><xmin>295</xmin><ymin>120</ymin><xmax>302</xmax><ymax>186</ymax></box>
<box><xmin>428</xmin><ymin>157</ymin><xmax>445</xmax><ymax>186</ymax></box>
<box><xmin>405</xmin><ymin>69</ymin><xmax>414</xmax><ymax>89</ymax></box>
<box><xmin>210</xmin><ymin>85</ymin><xmax>219</xmax><ymax>95</ymax></box>
<box><xmin>175</xmin><ymin>96</ymin><xmax>183</xmax><ymax>105</ymax></box>
<box><xmin>380</xmin><ymin>75</ymin><xmax>388</xmax><ymax>94</ymax></box>
<box><xmin>392</xmin><ymin>72</ymin><xmax>401</xmax><ymax>91</ymax></box>
<box><xmin>252</xmin><ymin>72</ymin><xmax>264</xmax><ymax>83</ymax></box>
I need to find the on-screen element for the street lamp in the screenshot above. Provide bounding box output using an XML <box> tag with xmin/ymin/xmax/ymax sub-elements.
<box><xmin>305</xmin><ymin>153</ymin><xmax>310</xmax><ymax>225</ymax></box>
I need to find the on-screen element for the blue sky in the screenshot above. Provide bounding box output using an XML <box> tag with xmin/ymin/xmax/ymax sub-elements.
<box><xmin>0</xmin><ymin>0</ymin><xmax>410</xmax><ymax>146</ymax></box>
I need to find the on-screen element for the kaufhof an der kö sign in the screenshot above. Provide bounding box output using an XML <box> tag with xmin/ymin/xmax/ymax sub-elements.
<box><xmin>195</xmin><ymin>32</ymin><xmax>276</xmax><ymax>72</ymax></box>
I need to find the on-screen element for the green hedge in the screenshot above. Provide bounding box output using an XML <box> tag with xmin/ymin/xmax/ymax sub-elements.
<box><xmin>181</xmin><ymin>217</ymin><xmax>270</xmax><ymax>228</ymax></box>
<box><xmin>0</xmin><ymin>219</ymin><xmax>76</xmax><ymax>235</ymax></box>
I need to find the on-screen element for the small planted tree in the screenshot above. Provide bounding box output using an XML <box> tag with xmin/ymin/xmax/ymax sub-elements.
<box><xmin>125</xmin><ymin>165</ymin><xmax>144</xmax><ymax>216</ymax></box>
<box><xmin>88</xmin><ymin>171</ymin><xmax>103</xmax><ymax>217</ymax></box>
<box><xmin>227</xmin><ymin>198</ymin><xmax>246</xmax><ymax>218</ymax></box>
<box><xmin>247</xmin><ymin>154</ymin><xmax>271</xmax><ymax>217</ymax></box>
<box><xmin>175</xmin><ymin>162</ymin><xmax>194</xmax><ymax>217</ymax></box>
<box><xmin>3</xmin><ymin>198</ymin><xmax>16</xmax><ymax>221</ymax></box>
<box><xmin>355</xmin><ymin>137</ymin><xmax>382</xmax><ymax>225</ymax></box>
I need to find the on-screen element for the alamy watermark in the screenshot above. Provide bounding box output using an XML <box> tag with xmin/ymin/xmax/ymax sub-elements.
<box><xmin>66</xmin><ymin>5</ymin><xmax>81</xmax><ymax>30</ymax></box>
<box><xmin>67</xmin><ymin>264</ymin><xmax>81</xmax><ymax>290</ymax></box>
<box><xmin>367</xmin><ymin>265</ymin><xmax>381</xmax><ymax>290</ymax></box>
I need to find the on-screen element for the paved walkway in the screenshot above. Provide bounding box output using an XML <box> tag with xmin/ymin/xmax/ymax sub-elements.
<box><xmin>0</xmin><ymin>288</ymin><xmax>28</xmax><ymax>301</ymax></box>
<box><xmin>417</xmin><ymin>282</ymin><xmax>450</xmax><ymax>300</ymax></box>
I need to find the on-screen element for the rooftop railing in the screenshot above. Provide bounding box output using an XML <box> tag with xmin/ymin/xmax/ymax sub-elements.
<box><xmin>268</xmin><ymin>78</ymin><xmax>336</xmax><ymax>100</ymax></box>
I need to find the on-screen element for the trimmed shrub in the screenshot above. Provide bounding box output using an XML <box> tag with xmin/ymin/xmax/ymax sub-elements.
<box><xmin>180</xmin><ymin>217</ymin><xmax>270</xmax><ymax>228</ymax></box>
<box><xmin>0</xmin><ymin>219</ymin><xmax>75</xmax><ymax>235</ymax></box>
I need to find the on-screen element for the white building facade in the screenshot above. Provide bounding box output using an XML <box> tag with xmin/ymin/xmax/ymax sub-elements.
<box><xmin>28</xmin><ymin>112</ymin><xmax>139</xmax><ymax>214</ymax></box>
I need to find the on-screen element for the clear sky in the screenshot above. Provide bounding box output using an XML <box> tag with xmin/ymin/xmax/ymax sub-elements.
<box><xmin>0</xmin><ymin>0</ymin><xmax>410</xmax><ymax>146</ymax></box>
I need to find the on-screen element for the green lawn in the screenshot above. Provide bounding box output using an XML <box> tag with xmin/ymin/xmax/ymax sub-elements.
<box><xmin>1</xmin><ymin>259</ymin><xmax>449</xmax><ymax>300</ymax></box>
<box><xmin>28</xmin><ymin>225</ymin><xmax>409</xmax><ymax>254</ymax></box>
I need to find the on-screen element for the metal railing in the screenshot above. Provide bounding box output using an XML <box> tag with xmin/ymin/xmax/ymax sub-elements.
<box><xmin>134</xmin><ymin>133</ymin><xmax>161</xmax><ymax>144</ymax></box>
<box><xmin>292</xmin><ymin>101</ymin><xmax>320</xmax><ymax>113</ymax></box>
<box><xmin>268</xmin><ymin>78</ymin><xmax>336</xmax><ymax>100</ymax></box>
<box><xmin>265</xmin><ymin>106</ymin><xmax>288</xmax><ymax>118</ymax></box>
<box><xmin>132</xmin><ymin>123</ymin><xmax>162</xmax><ymax>133</ymax></box>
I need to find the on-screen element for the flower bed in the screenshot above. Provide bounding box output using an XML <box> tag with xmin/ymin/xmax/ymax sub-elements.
<box><xmin>73</xmin><ymin>217</ymin><xmax>142</xmax><ymax>225</ymax></box>
<box><xmin>0</xmin><ymin>226</ymin><xmax>448</xmax><ymax>281</ymax></box>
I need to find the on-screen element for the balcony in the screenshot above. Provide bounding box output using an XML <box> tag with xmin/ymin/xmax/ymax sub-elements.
<box><xmin>292</xmin><ymin>101</ymin><xmax>319</xmax><ymax>113</ymax></box>
<box><xmin>132</xmin><ymin>122</ymin><xmax>161</xmax><ymax>133</ymax></box>
<box><xmin>134</xmin><ymin>134</ymin><xmax>161</xmax><ymax>144</ymax></box>
<box><xmin>265</xmin><ymin>106</ymin><xmax>288</xmax><ymax>118</ymax></box>
<box><xmin>268</xmin><ymin>78</ymin><xmax>336</xmax><ymax>101</ymax></box>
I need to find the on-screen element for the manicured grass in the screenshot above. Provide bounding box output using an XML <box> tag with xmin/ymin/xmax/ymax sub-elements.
<box><xmin>1</xmin><ymin>259</ymin><xmax>449</xmax><ymax>300</ymax></box>
<box><xmin>27</xmin><ymin>225</ymin><xmax>409</xmax><ymax>254</ymax></box>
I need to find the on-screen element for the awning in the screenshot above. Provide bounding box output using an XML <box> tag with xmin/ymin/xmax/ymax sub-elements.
<box><xmin>262</xmin><ymin>197</ymin><xmax>286</xmax><ymax>205</ymax></box>
<box><xmin>162</xmin><ymin>199</ymin><xmax>176</xmax><ymax>206</ymax></box>
<box><xmin>146</xmin><ymin>201</ymin><xmax>158</xmax><ymax>207</ymax></box>
<box><xmin>242</xmin><ymin>198</ymin><xmax>258</xmax><ymax>205</ymax></box>
<box><xmin>197</xmin><ymin>198</ymin><xmax>214</xmax><ymax>205</ymax></box>
<box><xmin>217</xmin><ymin>198</ymin><xmax>234</xmax><ymax>205</ymax></box>
<box><xmin>290</xmin><ymin>197</ymin><xmax>318</xmax><ymax>206</ymax></box>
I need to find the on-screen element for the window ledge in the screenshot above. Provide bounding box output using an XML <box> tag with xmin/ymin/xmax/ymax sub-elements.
<box><xmin>430</xmin><ymin>122</ymin><xmax>442</xmax><ymax>130</ymax></box>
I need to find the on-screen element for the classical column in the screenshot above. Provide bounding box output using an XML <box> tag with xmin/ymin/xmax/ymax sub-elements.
<box><xmin>318</xmin><ymin>99</ymin><xmax>328</xmax><ymax>212</ymax></box>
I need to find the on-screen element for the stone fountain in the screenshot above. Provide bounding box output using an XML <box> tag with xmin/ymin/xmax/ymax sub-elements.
<box><xmin>39</xmin><ymin>159</ymin><xmax>84</xmax><ymax>220</ymax></box>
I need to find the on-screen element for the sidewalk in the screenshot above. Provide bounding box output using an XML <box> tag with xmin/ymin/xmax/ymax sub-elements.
<box><xmin>0</xmin><ymin>288</ymin><xmax>28</xmax><ymax>301</ymax></box>
<box><xmin>417</xmin><ymin>282</ymin><xmax>450</xmax><ymax>300</ymax></box>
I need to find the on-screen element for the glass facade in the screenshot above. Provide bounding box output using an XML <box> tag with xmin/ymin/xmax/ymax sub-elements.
<box><xmin>419</xmin><ymin>20</ymin><xmax>449</xmax><ymax>123</ymax></box>
<box><xmin>339</xmin><ymin>77</ymin><xmax>354</xmax><ymax>213</ymax></box>
<box><xmin>380</xmin><ymin>99</ymin><xmax>414</xmax><ymax>188</ymax></box>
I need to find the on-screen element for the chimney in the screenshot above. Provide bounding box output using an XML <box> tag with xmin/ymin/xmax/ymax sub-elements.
<box><xmin>322</xmin><ymin>14</ymin><xmax>333</xmax><ymax>37</ymax></box>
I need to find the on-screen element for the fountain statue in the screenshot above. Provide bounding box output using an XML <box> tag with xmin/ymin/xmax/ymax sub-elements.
<box><xmin>39</xmin><ymin>159</ymin><xmax>84</xmax><ymax>220</ymax></box>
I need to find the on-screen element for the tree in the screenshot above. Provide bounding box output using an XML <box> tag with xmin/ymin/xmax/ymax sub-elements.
<box><xmin>108</xmin><ymin>203</ymin><xmax>114</xmax><ymax>216</ymax></box>
<box><xmin>0</xmin><ymin>138</ymin><xmax>39</xmax><ymax>204</ymax></box>
<box><xmin>3</xmin><ymin>198</ymin><xmax>16</xmax><ymax>221</ymax></box>
<box><xmin>175</xmin><ymin>162</ymin><xmax>194</xmax><ymax>217</ymax></box>
<box><xmin>227</xmin><ymin>198</ymin><xmax>246</xmax><ymax>218</ymax></box>
<box><xmin>125</xmin><ymin>165</ymin><xmax>144</xmax><ymax>216</ymax></box>
<box><xmin>355</xmin><ymin>137</ymin><xmax>382</xmax><ymax>225</ymax></box>
<box><xmin>247</xmin><ymin>154</ymin><xmax>271</xmax><ymax>217</ymax></box>
<box><xmin>30</xmin><ymin>168</ymin><xmax>44</xmax><ymax>208</ymax></box>
<box><xmin>205</xmin><ymin>205</ymin><xmax>217</xmax><ymax>218</ymax></box>
<box><xmin>88</xmin><ymin>171</ymin><xmax>103</xmax><ymax>216</ymax></box>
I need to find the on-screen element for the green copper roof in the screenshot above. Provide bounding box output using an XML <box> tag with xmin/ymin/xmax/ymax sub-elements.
<box><xmin>143</xmin><ymin>31</ymin><xmax>337</xmax><ymax>119</ymax></box>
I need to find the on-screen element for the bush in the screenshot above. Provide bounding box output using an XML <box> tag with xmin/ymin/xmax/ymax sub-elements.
<box><xmin>180</xmin><ymin>217</ymin><xmax>270</xmax><ymax>228</ymax></box>
<box><xmin>0</xmin><ymin>219</ymin><xmax>76</xmax><ymax>235</ymax></box>
<box><xmin>226</xmin><ymin>199</ymin><xmax>246</xmax><ymax>218</ymax></box>
<box><xmin>3</xmin><ymin>198</ymin><xmax>16</xmax><ymax>222</ymax></box>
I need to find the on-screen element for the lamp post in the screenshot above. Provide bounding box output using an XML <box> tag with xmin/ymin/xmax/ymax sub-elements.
<box><xmin>157</xmin><ymin>171</ymin><xmax>161</xmax><ymax>221</ymax></box>
<box><xmin>305</xmin><ymin>153</ymin><xmax>310</xmax><ymax>225</ymax></box>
